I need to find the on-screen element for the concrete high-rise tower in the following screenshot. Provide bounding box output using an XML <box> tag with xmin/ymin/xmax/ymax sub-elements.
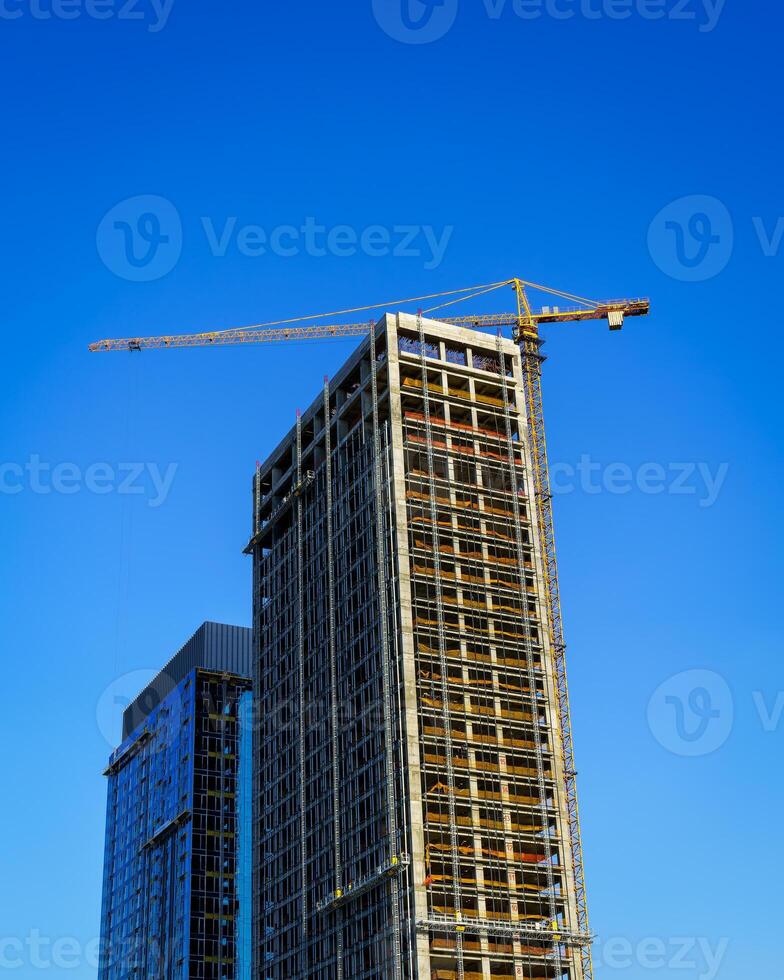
<box><xmin>248</xmin><ymin>314</ymin><xmax>592</xmax><ymax>980</ymax></box>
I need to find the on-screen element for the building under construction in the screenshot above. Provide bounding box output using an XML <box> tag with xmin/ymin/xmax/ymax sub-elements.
<box><xmin>248</xmin><ymin>312</ymin><xmax>593</xmax><ymax>980</ymax></box>
<box><xmin>99</xmin><ymin>622</ymin><xmax>253</xmax><ymax>980</ymax></box>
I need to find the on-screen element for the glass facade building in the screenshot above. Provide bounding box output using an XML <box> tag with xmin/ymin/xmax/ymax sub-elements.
<box><xmin>99</xmin><ymin>622</ymin><xmax>253</xmax><ymax>980</ymax></box>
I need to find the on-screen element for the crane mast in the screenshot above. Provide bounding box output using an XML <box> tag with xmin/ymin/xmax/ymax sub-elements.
<box><xmin>513</xmin><ymin>278</ymin><xmax>594</xmax><ymax>979</ymax></box>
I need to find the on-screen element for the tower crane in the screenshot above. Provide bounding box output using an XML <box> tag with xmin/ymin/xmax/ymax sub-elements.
<box><xmin>90</xmin><ymin>276</ymin><xmax>650</xmax><ymax>980</ymax></box>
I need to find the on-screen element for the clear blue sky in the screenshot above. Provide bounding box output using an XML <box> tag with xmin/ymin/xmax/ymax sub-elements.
<box><xmin>1</xmin><ymin>2</ymin><xmax>782</xmax><ymax>977</ymax></box>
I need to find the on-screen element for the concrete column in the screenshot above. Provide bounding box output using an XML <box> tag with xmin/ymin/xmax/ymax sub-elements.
<box><xmin>385</xmin><ymin>314</ymin><xmax>432</xmax><ymax>980</ymax></box>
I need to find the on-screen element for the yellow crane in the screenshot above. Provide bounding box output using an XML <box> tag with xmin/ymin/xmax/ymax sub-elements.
<box><xmin>90</xmin><ymin>276</ymin><xmax>650</xmax><ymax>980</ymax></box>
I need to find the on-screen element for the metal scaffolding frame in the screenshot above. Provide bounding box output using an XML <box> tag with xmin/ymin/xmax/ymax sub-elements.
<box><xmin>496</xmin><ymin>332</ymin><xmax>563</xmax><ymax>977</ymax></box>
<box><xmin>253</xmin><ymin>340</ymin><xmax>410</xmax><ymax>978</ymax></box>
<box><xmin>322</xmin><ymin>377</ymin><xmax>345</xmax><ymax>980</ymax></box>
<box><xmin>295</xmin><ymin>411</ymin><xmax>309</xmax><ymax>962</ymax></box>
<box><xmin>416</xmin><ymin>312</ymin><xmax>466</xmax><ymax>980</ymax></box>
<box><xmin>370</xmin><ymin>324</ymin><xmax>405</xmax><ymax>980</ymax></box>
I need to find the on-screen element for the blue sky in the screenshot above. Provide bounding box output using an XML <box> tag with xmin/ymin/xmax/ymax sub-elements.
<box><xmin>1</xmin><ymin>1</ymin><xmax>782</xmax><ymax>977</ymax></box>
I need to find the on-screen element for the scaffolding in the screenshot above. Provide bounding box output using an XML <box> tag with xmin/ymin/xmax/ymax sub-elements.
<box><xmin>249</xmin><ymin>312</ymin><xmax>591</xmax><ymax>980</ymax></box>
<box><xmin>322</xmin><ymin>377</ymin><xmax>345</xmax><ymax>980</ymax></box>
<box><xmin>251</xmin><ymin>325</ymin><xmax>414</xmax><ymax>980</ymax></box>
